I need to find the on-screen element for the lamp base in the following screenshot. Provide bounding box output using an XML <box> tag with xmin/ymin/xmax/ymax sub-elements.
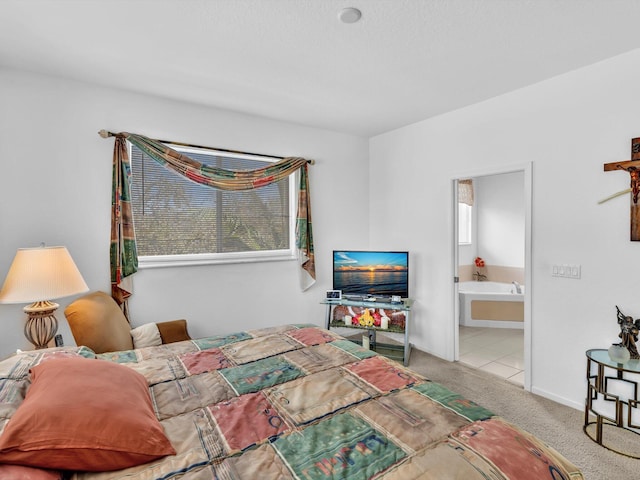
<box><xmin>23</xmin><ymin>301</ymin><xmax>59</xmax><ymax>349</ymax></box>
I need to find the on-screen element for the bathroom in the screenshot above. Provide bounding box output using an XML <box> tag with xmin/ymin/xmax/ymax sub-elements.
<box><xmin>457</xmin><ymin>170</ymin><xmax>526</xmax><ymax>384</ymax></box>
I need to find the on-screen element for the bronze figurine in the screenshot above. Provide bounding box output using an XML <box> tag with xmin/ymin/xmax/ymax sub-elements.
<box><xmin>616</xmin><ymin>306</ymin><xmax>640</xmax><ymax>359</ymax></box>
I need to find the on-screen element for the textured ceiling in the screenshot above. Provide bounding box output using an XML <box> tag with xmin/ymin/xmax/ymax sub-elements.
<box><xmin>2</xmin><ymin>0</ymin><xmax>640</xmax><ymax>137</ymax></box>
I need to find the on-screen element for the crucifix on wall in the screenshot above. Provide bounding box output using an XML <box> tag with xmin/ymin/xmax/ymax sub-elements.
<box><xmin>603</xmin><ymin>137</ymin><xmax>640</xmax><ymax>241</ymax></box>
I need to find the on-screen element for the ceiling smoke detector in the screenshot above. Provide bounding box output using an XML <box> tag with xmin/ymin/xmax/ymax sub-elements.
<box><xmin>338</xmin><ymin>7</ymin><xmax>362</xmax><ymax>24</ymax></box>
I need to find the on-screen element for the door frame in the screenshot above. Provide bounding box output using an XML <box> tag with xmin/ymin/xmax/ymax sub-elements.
<box><xmin>451</xmin><ymin>162</ymin><xmax>532</xmax><ymax>391</ymax></box>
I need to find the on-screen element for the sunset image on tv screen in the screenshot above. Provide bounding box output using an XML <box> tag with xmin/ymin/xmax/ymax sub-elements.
<box><xmin>333</xmin><ymin>251</ymin><xmax>408</xmax><ymax>297</ymax></box>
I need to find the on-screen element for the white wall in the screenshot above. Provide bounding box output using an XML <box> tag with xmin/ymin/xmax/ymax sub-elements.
<box><xmin>370</xmin><ymin>48</ymin><xmax>640</xmax><ymax>409</ymax></box>
<box><xmin>476</xmin><ymin>171</ymin><xmax>525</xmax><ymax>268</ymax></box>
<box><xmin>0</xmin><ymin>69</ymin><xmax>369</xmax><ymax>354</ymax></box>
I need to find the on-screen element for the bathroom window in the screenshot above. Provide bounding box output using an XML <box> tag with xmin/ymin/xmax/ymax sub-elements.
<box><xmin>458</xmin><ymin>179</ymin><xmax>474</xmax><ymax>245</ymax></box>
<box><xmin>458</xmin><ymin>203</ymin><xmax>472</xmax><ymax>245</ymax></box>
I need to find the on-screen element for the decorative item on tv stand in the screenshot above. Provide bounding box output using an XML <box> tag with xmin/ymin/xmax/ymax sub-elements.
<box><xmin>340</xmin><ymin>305</ymin><xmax>394</xmax><ymax>330</ymax></box>
<box><xmin>607</xmin><ymin>305</ymin><xmax>640</xmax><ymax>363</ymax></box>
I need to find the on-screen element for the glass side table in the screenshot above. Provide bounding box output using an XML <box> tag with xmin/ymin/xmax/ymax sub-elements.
<box><xmin>584</xmin><ymin>348</ymin><xmax>640</xmax><ymax>458</ymax></box>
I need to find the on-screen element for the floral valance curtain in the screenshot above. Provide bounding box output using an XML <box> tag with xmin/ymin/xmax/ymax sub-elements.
<box><xmin>458</xmin><ymin>179</ymin><xmax>474</xmax><ymax>206</ymax></box>
<box><xmin>124</xmin><ymin>133</ymin><xmax>310</xmax><ymax>191</ymax></box>
<box><xmin>106</xmin><ymin>131</ymin><xmax>315</xmax><ymax>314</ymax></box>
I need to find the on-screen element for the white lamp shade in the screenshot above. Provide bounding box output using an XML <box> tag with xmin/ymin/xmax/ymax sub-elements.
<box><xmin>0</xmin><ymin>246</ymin><xmax>89</xmax><ymax>304</ymax></box>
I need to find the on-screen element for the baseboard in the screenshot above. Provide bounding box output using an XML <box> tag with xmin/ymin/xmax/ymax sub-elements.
<box><xmin>531</xmin><ymin>386</ymin><xmax>583</xmax><ymax>411</ymax></box>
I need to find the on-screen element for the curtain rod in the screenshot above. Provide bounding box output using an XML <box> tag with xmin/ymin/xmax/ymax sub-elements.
<box><xmin>98</xmin><ymin>130</ymin><xmax>314</xmax><ymax>165</ymax></box>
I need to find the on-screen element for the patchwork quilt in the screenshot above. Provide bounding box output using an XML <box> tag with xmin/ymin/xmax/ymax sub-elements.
<box><xmin>0</xmin><ymin>324</ymin><xmax>583</xmax><ymax>479</ymax></box>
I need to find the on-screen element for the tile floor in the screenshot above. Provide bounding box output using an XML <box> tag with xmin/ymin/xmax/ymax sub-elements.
<box><xmin>459</xmin><ymin>326</ymin><xmax>524</xmax><ymax>386</ymax></box>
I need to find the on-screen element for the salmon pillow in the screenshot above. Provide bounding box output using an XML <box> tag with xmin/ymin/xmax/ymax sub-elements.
<box><xmin>0</xmin><ymin>357</ymin><xmax>175</xmax><ymax>471</ymax></box>
<box><xmin>0</xmin><ymin>464</ymin><xmax>62</xmax><ymax>479</ymax></box>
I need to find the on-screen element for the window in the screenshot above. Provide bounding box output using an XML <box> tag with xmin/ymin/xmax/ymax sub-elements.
<box><xmin>458</xmin><ymin>203</ymin><xmax>472</xmax><ymax>245</ymax></box>
<box><xmin>129</xmin><ymin>144</ymin><xmax>296</xmax><ymax>267</ymax></box>
<box><xmin>458</xmin><ymin>179</ymin><xmax>474</xmax><ymax>245</ymax></box>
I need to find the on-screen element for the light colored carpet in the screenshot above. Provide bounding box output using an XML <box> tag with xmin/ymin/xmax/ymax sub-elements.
<box><xmin>407</xmin><ymin>347</ymin><xmax>640</xmax><ymax>480</ymax></box>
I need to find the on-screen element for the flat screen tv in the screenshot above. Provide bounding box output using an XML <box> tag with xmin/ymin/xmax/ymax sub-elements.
<box><xmin>333</xmin><ymin>250</ymin><xmax>409</xmax><ymax>298</ymax></box>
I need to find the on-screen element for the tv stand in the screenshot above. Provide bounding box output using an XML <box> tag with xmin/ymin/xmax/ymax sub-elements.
<box><xmin>321</xmin><ymin>297</ymin><xmax>414</xmax><ymax>366</ymax></box>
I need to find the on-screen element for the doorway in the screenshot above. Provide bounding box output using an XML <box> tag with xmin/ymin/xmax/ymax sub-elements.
<box><xmin>452</xmin><ymin>163</ymin><xmax>532</xmax><ymax>391</ymax></box>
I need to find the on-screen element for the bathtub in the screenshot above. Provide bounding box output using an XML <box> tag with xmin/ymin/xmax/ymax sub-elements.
<box><xmin>458</xmin><ymin>281</ymin><xmax>524</xmax><ymax>329</ymax></box>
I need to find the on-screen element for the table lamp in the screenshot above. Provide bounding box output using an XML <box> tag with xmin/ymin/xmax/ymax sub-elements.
<box><xmin>0</xmin><ymin>245</ymin><xmax>89</xmax><ymax>349</ymax></box>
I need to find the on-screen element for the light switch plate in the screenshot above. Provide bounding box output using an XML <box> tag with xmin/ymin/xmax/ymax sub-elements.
<box><xmin>552</xmin><ymin>264</ymin><xmax>581</xmax><ymax>279</ymax></box>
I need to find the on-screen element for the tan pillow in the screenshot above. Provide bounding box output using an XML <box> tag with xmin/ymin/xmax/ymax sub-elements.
<box><xmin>64</xmin><ymin>291</ymin><xmax>134</xmax><ymax>353</ymax></box>
<box><xmin>156</xmin><ymin>319</ymin><xmax>191</xmax><ymax>344</ymax></box>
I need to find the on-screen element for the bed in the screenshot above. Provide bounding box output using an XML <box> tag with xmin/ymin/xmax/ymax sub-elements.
<box><xmin>0</xmin><ymin>324</ymin><xmax>583</xmax><ymax>479</ymax></box>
